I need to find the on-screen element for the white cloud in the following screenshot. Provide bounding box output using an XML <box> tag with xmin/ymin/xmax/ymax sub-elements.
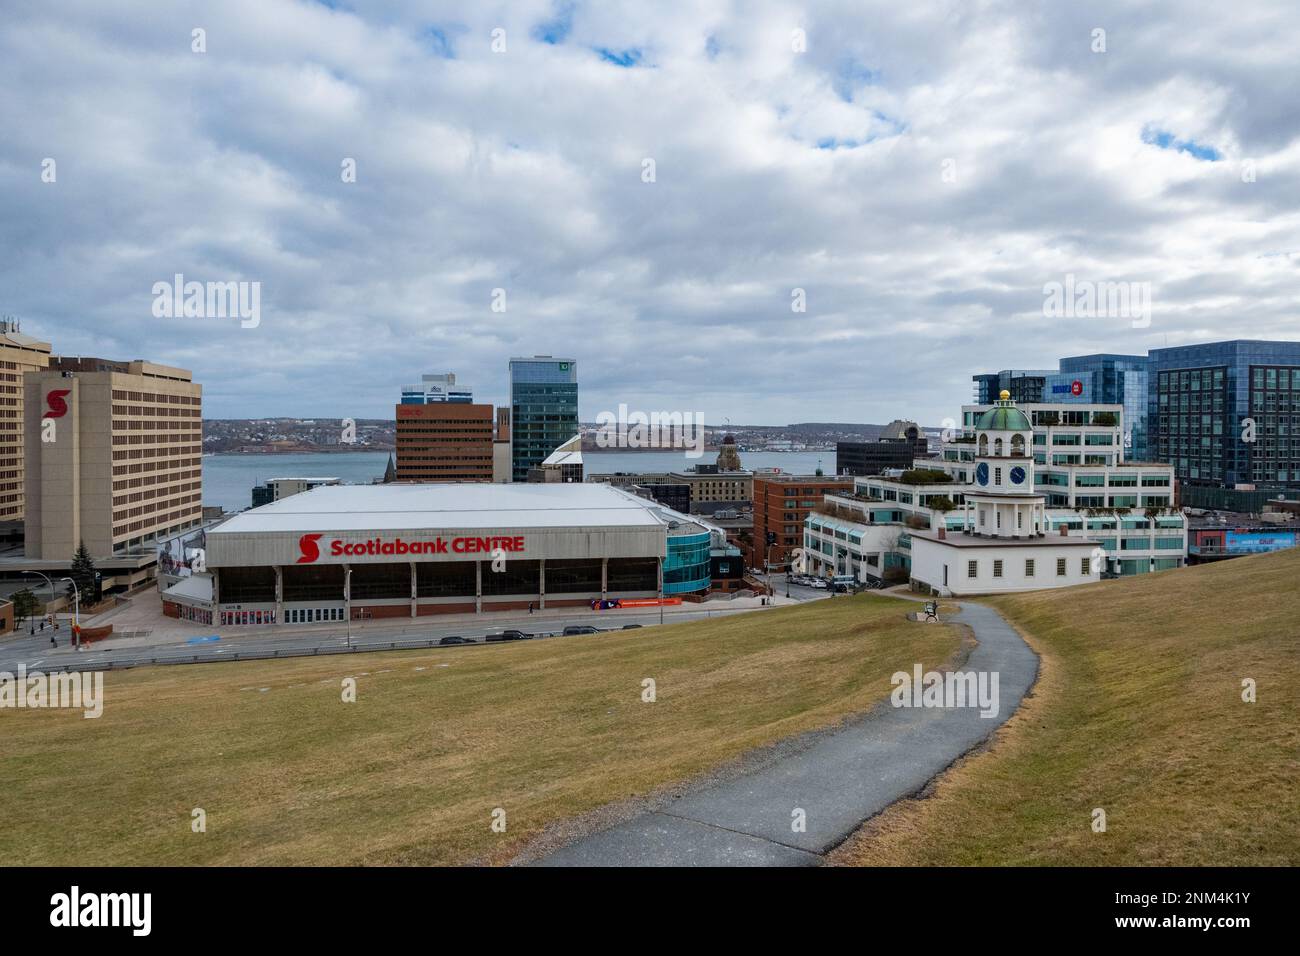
<box><xmin>2</xmin><ymin>0</ymin><xmax>1298</xmax><ymax>424</ymax></box>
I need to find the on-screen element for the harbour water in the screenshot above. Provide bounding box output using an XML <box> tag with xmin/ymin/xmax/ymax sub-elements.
<box><xmin>203</xmin><ymin>449</ymin><xmax>835</xmax><ymax>513</ymax></box>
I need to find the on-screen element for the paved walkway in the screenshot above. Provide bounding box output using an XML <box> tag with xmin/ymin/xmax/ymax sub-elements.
<box><xmin>533</xmin><ymin>602</ymin><xmax>1036</xmax><ymax>866</ymax></box>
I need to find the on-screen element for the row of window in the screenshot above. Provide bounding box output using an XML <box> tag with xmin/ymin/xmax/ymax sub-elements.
<box><xmin>968</xmin><ymin>557</ymin><xmax>1087</xmax><ymax>579</ymax></box>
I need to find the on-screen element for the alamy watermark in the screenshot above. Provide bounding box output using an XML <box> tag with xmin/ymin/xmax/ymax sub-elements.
<box><xmin>594</xmin><ymin>404</ymin><xmax>705</xmax><ymax>458</ymax></box>
<box><xmin>891</xmin><ymin>664</ymin><xmax>999</xmax><ymax>718</ymax></box>
<box><xmin>1042</xmin><ymin>274</ymin><xmax>1151</xmax><ymax>328</ymax></box>
<box><xmin>1</xmin><ymin>665</ymin><xmax>103</xmax><ymax>718</ymax></box>
<box><xmin>152</xmin><ymin>273</ymin><xmax>260</xmax><ymax>328</ymax></box>
<box><xmin>50</xmin><ymin>886</ymin><xmax>150</xmax><ymax>936</ymax></box>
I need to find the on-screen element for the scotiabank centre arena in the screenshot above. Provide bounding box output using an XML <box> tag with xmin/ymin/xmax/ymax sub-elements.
<box><xmin>160</xmin><ymin>483</ymin><xmax>721</xmax><ymax>626</ymax></box>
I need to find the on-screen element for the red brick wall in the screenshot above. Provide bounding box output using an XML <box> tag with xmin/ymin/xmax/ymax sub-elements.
<box><xmin>353</xmin><ymin>604</ymin><xmax>409</xmax><ymax>620</ymax></box>
<box><xmin>751</xmin><ymin>476</ymin><xmax>853</xmax><ymax>567</ymax></box>
<box><xmin>416</xmin><ymin>603</ymin><xmax>477</xmax><ymax>616</ymax></box>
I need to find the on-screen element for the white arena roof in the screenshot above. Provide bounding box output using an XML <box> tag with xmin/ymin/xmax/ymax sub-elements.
<box><xmin>210</xmin><ymin>482</ymin><xmax>674</xmax><ymax>535</ymax></box>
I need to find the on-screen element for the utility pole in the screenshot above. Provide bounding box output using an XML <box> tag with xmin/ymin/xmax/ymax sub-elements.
<box><xmin>345</xmin><ymin>567</ymin><xmax>353</xmax><ymax>648</ymax></box>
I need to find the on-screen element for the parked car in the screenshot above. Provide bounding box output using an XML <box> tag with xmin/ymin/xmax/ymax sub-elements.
<box><xmin>438</xmin><ymin>635</ymin><xmax>473</xmax><ymax>645</ymax></box>
<box><xmin>563</xmin><ymin>625</ymin><xmax>600</xmax><ymax>635</ymax></box>
<box><xmin>809</xmin><ymin>579</ymin><xmax>828</xmax><ymax>590</ymax></box>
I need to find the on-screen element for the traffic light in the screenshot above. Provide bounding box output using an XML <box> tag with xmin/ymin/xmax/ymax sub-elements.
<box><xmin>765</xmin><ymin>531</ymin><xmax>777</xmax><ymax>546</ymax></box>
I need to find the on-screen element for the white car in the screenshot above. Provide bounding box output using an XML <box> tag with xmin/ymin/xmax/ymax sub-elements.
<box><xmin>809</xmin><ymin>579</ymin><xmax>829</xmax><ymax>589</ymax></box>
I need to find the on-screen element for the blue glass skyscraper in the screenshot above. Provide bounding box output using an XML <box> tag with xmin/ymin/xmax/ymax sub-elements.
<box><xmin>508</xmin><ymin>356</ymin><xmax>578</xmax><ymax>482</ymax></box>
<box><xmin>1147</xmin><ymin>340</ymin><xmax>1300</xmax><ymax>491</ymax></box>
<box><xmin>973</xmin><ymin>354</ymin><xmax>1150</xmax><ymax>457</ymax></box>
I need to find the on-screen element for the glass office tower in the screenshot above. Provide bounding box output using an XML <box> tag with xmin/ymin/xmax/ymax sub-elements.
<box><xmin>972</xmin><ymin>370</ymin><xmax>1053</xmax><ymax>404</ymax></box>
<box><xmin>508</xmin><ymin>356</ymin><xmax>578</xmax><ymax>482</ymax></box>
<box><xmin>1057</xmin><ymin>354</ymin><xmax>1149</xmax><ymax>459</ymax></box>
<box><xmin>974</xmin><ymin>356</ymin><xmax>1149</xmax><ymax>457</ymax></box>
<box><xmin>1147</xmin><ymin>340</ymin><xmax>1300</xmax><ymax>491</ymax></box>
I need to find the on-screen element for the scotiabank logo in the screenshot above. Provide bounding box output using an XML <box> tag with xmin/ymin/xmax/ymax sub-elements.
<box><xmin>297</xmin><ymin>533</ymin><xmax>323</xmax><ymax>563</ymax></box>
<box><xmin>43</xmin><ymin>389</ymin><xmax>71</xmax><ymax>419</ymax></box>
<box><xmin>295</xmin><ymin>534</ymin><xmax>526</xmax><ymax>563</ymax></box>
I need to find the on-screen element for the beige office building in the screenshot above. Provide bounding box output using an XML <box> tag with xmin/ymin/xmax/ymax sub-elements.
<box><xmin>0</xmin><ymin>321</ymin><xmax>52</xmax><ymax>525</ymax></box>
<box><xmin>25</xmin><ymin>358</ymin><xmax>203</xmax><ymax>560</ymax></box>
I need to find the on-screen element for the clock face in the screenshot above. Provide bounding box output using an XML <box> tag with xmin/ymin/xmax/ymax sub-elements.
<box><xmin>1010</xmin><ymin>466</ymin><xmax>1027</xmax><ymax>485</ymax></box>
<box><xmin>976</xmin><ymin>462</ymin><xmax>989</xmax><ymax>486</ymax></box>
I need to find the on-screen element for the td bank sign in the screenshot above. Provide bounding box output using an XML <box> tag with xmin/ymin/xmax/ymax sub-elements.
<box><xmin>296</xmin><ymin>534</ymin><xmax>527</xmax><ymax>564</ymax></box>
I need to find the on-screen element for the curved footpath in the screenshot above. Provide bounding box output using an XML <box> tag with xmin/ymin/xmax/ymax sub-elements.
<box><xmin>532</xmin><ymin>602</ymin><xmax>1037</xmax><ymax>866</ymax></box>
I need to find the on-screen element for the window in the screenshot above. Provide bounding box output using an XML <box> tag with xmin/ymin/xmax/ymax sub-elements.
<box><xmin>1056</xmin><ymin>558</ymin><xmax>1067</xmax><ymax>576</ymax></box>
<box><xmin>993</xmin><ymin>559</ymin><xmax>1003</xmax><ymax>578</ymax></box>
<box><xmin>967</xmin><ymin>560</ymin><xmax>978</xmax><ymax>578</ymax></box>
<box><xmin>1080</xmin><ymin>557</ymin><xmax>1091</xmax><ymax>575</ymax></box>
<box><xmin>1025</xmin><ymin>558</ymin><xmax>1035</xmax><ymax>577</ymax></box>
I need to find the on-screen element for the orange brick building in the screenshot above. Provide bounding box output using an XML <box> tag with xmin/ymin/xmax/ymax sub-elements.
<box><xmin>394</xmin><ymin>403</ymin><xmax>497</xmax><ymax>482</ymax></box>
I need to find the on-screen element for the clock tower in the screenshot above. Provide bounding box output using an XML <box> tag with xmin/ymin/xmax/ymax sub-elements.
<box><xmin>965</xmin><ymin>390</ymin><xmax>1045</xmax><ymax>539</ymax></box>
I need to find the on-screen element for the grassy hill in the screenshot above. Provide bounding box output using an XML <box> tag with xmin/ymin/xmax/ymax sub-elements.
<box><xmin>0</xmin><ymin>595</ymin><xmax>958</xmax><ymax>866</ymax></box>
<box><xmin>833</xmin><ymin>547</ymin><xmax>1300</xmax><ymax>866</ymax></box>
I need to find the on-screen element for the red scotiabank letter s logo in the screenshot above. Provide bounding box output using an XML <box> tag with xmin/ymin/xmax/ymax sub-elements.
<box><xmin>297</xmin><ymin>533</ymin><xmax>323</xmax><ymax>564</ymax></box>
<box><xmin>43</xmin><ymin>389</ymin><xmax>71</xmax><ymax>419</ymax></box>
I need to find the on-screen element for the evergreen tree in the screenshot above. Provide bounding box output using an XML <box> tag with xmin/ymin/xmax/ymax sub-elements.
<box><xmin>69</xmin><ymin>540</ymin><xmax>98</xmax><ymax>603</ymax></box>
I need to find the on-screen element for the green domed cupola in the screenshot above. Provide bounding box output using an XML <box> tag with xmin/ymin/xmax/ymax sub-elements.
<box><xmin>976</xmin><ymin>390</ymin><xmax>1032</xmax><ymax>432</ymax></box>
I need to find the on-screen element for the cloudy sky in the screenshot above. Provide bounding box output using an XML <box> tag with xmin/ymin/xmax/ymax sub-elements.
<box><xmin>3</xmin><ymin>0</ymin><xmax>1298</xmax><ymax>425</ymax></box>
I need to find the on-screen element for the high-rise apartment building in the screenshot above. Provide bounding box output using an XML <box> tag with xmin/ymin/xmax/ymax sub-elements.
<box><xmin>0</xmin><ymin>320</ymin><xmax>52</xmax><ymax>527</ymax></box>
<box><xmin>394</xmin><ymin>402</ymin><xmax>496</xmax><ymax>481</ymax></box>
<box><xmin>24</xmin><ymin>358</ymin><xmax>203</xmax><ymax>559</ymax></box>
<box><xmin>509</xmin><ymin>356</ymin><xmax>578</xmax><ymax>482</ymax></box>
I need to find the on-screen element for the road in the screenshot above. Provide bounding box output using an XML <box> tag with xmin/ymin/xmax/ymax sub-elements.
<box><xmin>531</xmin><ymin>602</ymin><xmax>1037</xmax><ymax>866</ymax></box>
<box><xmin>0</xmin><ymin>574</ymin><xmax>831</xmax><ymax>672</ymax></box>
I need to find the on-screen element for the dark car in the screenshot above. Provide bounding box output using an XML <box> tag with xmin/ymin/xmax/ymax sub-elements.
<box><xmin>621</xmin><ymin>624</ymin><xmax>643</xmax><ymax>630</ymax></box>
<box><xmin>486</xmin><ymin>630</ymin><xmax>534</xmax><ymax>642</ymax></box>
<box><xmin>563</xmin><ymin>625</ymin><xmax>600</xmax><ymax>635</ymax></box>
<box><xmin>438</xmin><ymin>635</ymin><xmax>472</xmax><ymax>645</ymax></box>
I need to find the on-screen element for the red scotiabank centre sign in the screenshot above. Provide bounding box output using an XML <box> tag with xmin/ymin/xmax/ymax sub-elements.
<box><xmin>297</xmin><ymin>533</ymin><xmax>526</xmax><ymax>563</ymax></box>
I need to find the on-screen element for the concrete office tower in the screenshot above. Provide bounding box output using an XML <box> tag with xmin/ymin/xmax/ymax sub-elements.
<box><xmin>493</xmin><ymin>407</ymin><xmax>511</xmax><ymax>483</ymax></box>
<box><xmin>395</xmin><ymin>401</ymin><xmax>496</xmax><ymax>481</ymax></box>
<box><xmin>400</xmin><ymin>372</ymin><xmax>473</xmax><ymax>404</ymax></box>
<box><xmin>0</xmin><ymin>319</ymin><xmax>52</xmax><ymax>527</ymax></box>
<box><xmin>509</xmin><ymin>356</ymin><xmax>578</xmax><ymax>482</ymax></box>
<box><xmin>25</xmin><ymin>358</ymin><xmax>202</xmax><ymax>560</ymax></box>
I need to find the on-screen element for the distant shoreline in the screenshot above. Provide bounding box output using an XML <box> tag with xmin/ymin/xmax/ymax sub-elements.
<box><xmin>208</xmin><ymin>446</ymin><xmax>835</xmax><ymax>456</ymax></box>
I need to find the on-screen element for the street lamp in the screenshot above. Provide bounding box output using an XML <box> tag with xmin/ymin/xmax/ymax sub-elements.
<box><xmin>658</xmin><ymin>557</ymin><xmax>665</xmax><ymax>626</ymax></box>
<box><xmin>23</xmin><ymin>570</ymin><xmax>80</xmax><ymax>650</ymax></box>
<box><xmin>344</xmin><ymin>568</ymin><xmax>353</xmax><ymax>649</ymax></box>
